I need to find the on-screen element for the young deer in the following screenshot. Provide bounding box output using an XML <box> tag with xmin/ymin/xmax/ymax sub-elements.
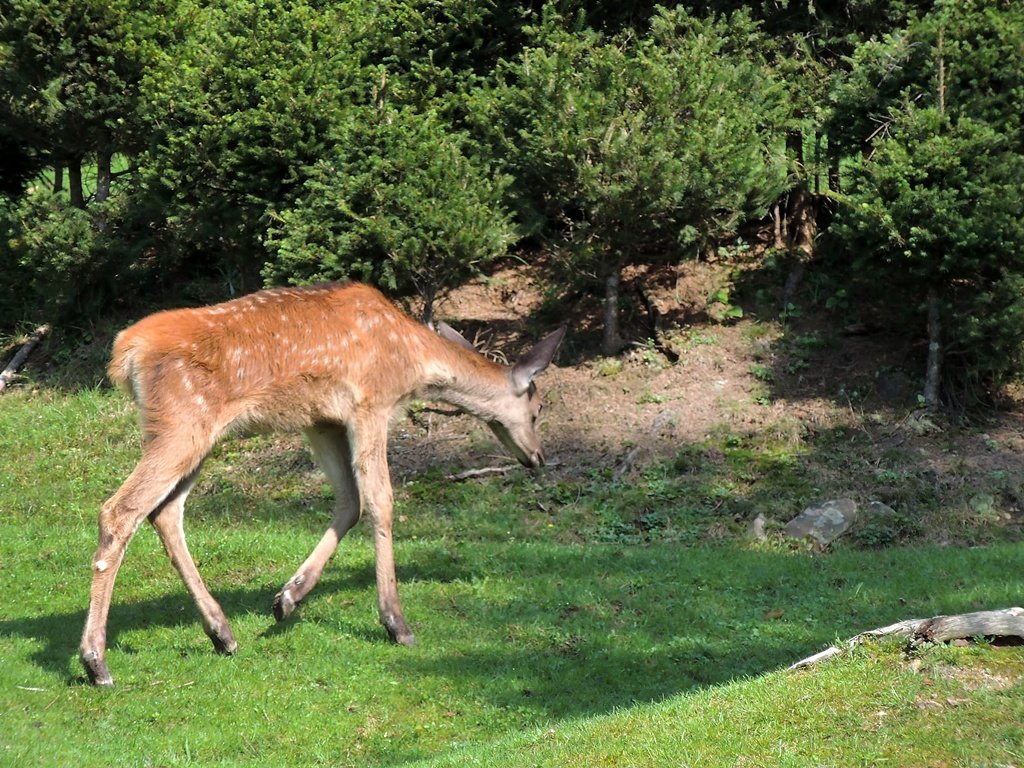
<box><xmin>80</xmin><ymin>282</ymin><xmax>565</xmax><ymax>686</ymax></box>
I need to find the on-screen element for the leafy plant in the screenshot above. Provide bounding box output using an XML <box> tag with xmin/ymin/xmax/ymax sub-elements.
<box><xmin>829</xmin><ymin>2</ymin><xmax>1024</xmax><ymax>406</ymax></box>
<box><xmin>708</xmin><ymin>287</ymin><xmax>744</xmax><ymax>322</ymax></box>
<box><xmin>263</xmin><ymin>105</ymin><xmax>514</xmax><ymax>324</ymax></box>
<box><xmin>473</xmin><ymin>6</ymin><xmax>789</xmax><ymax>352</ymax></box>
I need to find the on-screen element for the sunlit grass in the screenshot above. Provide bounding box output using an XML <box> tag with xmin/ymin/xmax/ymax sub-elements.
<box><xmin>1</xmin><ymin>389</ymin><xmax>1021</xmax><ymax>767</ymax></box>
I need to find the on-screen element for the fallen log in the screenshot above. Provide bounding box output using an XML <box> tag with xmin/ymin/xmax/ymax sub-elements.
<box><xmin>446</xmin><ymin>459</ymin><xmax>563</xmax><ymax>482</ymax></box>
<box><xmin>446</xmin><ymin>465</ymin><xmax>517</xmax><ymax>481</ymax></box>
<box><xmin>0</xmin><ymin>324</ymin><xmax>50</xmax><ymax>394</ymax></box>
<box><xmin>790</xmin><ymin>607</ymin><xmax>1024</xmax><ymax>670</ymax></box>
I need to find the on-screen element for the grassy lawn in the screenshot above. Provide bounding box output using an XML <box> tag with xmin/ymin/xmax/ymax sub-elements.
<box><xmin>1</xmin><ymin>389</ymin><xmax>1021</xmax><ymax>766</ymax></box>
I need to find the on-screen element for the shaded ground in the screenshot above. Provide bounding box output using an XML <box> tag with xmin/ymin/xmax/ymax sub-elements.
<box><xmin>386</xmin><ymin>259</ymin><xmax>1024</xmax><ymax>544</ymax></box>
<box><xmin>5</xmin><ymin>257</ymin><xmax>1023</xmax><ymax>544</ymax></box>
<box><xmin>391</xmin><ymin>264</ymin><xmax>1015</xmax><ymax>487</ymax></box>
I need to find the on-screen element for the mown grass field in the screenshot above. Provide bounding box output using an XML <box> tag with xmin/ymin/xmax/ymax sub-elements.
<box><xmin>1</xmin><ymin>388</ymin><xmax>1022</xmax><ymax>767</ymax></box>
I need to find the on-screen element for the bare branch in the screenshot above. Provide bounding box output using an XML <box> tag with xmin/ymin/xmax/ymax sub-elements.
<box><xmin>0</xmin><ymin>324</ymin><xmax>50</xmax><ymax>394</ymax></box>
<box><xmin>790</xmin><ymin>607</ymin><xmax>1024</xmax><ymax>670</ymax></box>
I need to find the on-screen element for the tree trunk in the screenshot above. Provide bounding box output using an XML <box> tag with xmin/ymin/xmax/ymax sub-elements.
<box><xmin>773</xmin><ymin>199</ymin><xmax>786</xmax><ymax>250</ymax></box>
<box><xmin>68</xmin><ymin>158</ymin><xmax>85</xmax><ymax>209</ymax></box>
<box><xmin>96</xmin><ymin>149</ymin><xmax>111</xmax><ymax>204</ymax></box>
<box><xmin>813</xmin><ymin>130</ymin><xmax>822</xmax><ymax>196</ymax></box>
<box><xmin>828</xmin><ymin>157</ymin><xmax>841</xmax><ymax>196</ymax></box>
<box><xmin>0</xmin><ymin>324</ymin><xmax>51</xmax><ymax>394</ymax></box>
<box><xmin>602</xmin><ymin>262</ymin><xmax>624</xmax><ymax>356</ymax></box>
<box><xmin>790</xmin><ymin>607</ymin><xmax>1024</xmax><ymax>669</ymax></box>
<box><xmin>420</xmin><ymin>286</ymin><xmax>437</xmax><ymax>330</ymax></box>
<box><xmin>937</xmin><ymin>26</ymin><xmax>946</xmax><ymax>117</ymax></box>
<box><xmin>53</xmin><ymin>165</ymin><xmax>64</xmax><ymax>194</ymax></box>
<box><xmin>780</xmin><ymin>260</ymin><xmax>806</xmax><ymax>313</ymax></box>
<box><xmin>786</xmin><ymin>183</ymin><xmax>817</xmax><ymax>260</ymax></box>
<box><xmin>785</xmin><ymin>130</ymin><xmax>817</xmax><ymax>260</ymax></box>
<box><xmin>924</xmin><ymin>288</ymin><xmax>942</xmax><ymax>410</ymax></box>
<box><xmin>786</xmin><ymin>129</ymin><xmax>804</xmax><ymax>174</ymax></box>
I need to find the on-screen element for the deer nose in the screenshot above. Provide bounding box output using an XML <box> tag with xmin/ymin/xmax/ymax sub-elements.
<box><xmin>530</xmin><ymin>448</ymin><xmax>545</xmax><ymax>468</ymax></box>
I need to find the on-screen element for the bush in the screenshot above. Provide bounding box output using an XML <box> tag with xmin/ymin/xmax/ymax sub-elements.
<box><xmin>834</xmin><ymin>109</ymin><xmax>1024</xmax><ymax>403</ymax></box>
<box><xmin>0</xmin><ymin>191</ymin><xmax>105</xmax><ymax>327</ymax></box>
<box><xmin>471</xmin><ymin>6</ymin><xmax>789</xmax><ymax>350</ymax></box>
<box><xmin>829</xmin><ymin>1</ymin><xmax>1024</xmax><ymax>404</ymax></box>
<box><xmin>262</xmin><ymin>106</ymin><xmax>515</xmax><ymax>323</ymax></box>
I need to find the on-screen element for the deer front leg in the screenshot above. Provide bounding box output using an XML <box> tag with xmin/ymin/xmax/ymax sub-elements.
<box><xmin>80</xmin><ymin>474</ymin><xmax>184</xmax><ymax>683</ymax></box>
<box><xmin>354</xmin><ymin>416</ymin><xmax>415</xmax><ymax>646</ymax></box>
<box><xmin>274</xmin><ymin>424</ymin><xmax>361</xmax><ymax>621</ymax></box>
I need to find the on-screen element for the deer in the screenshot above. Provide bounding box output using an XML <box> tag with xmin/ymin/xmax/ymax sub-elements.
<box><xmin>79</xmin><ymin>281</ymin><xmax>565</xmax><ymax>686</ymax></box>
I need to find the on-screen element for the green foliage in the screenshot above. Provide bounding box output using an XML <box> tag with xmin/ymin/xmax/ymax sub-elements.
<box><xmin>1</xmin><ymin>0</ymin><xmax>1023</xmax><ymax>395</ymax></box>
<box><xmin>134</xmin><ymin>0</ymin><xmax>364</xmax><ymax>287</ymax></box>
<box><xmin>829</xmin><ymin>1</ymin><xmax>1024</xmax><ymax>158</ymax></box>
<box><xmin>263</xmin><ymin>106</ymin><xmax>515</xmax><ymax>319</ymax></box>
<box><xmin>0</xmin><ymin>0</ymin><xmax>155</xmax><ymax>153</ymax></box>
<box><xmin>0</xmin><ymin>192</ymin><xmax>107</xmax><ymax>323</ymax></box>
<box><xmin>831</xmin><ymin>2</ymin><xmax>1024</xmax><ymax>401</ymax></box>
<box><xmin>475</xmin><ymin>6</ymin><xmax>789</xmax><ymax>279</ymax></box>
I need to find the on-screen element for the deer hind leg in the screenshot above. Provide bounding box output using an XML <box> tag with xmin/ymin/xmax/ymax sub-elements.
<box><xmin>80</xmin><ymin>436</ymin><xmax>210</xmax><ymax>686</ymax></box>
<box><xmin>148</xmin><ymin>469</ymin><xmax>237</xmax><ymax>655</ymax></box>
<box><xmin>274</xmin><ymin>423</ymin><xmax>361</xmax><ymax>621</ymax></box>
<box><xmin>353</xmin><ymin>416</ymin><xmax>415</xmax><ymax>646</ymax></box>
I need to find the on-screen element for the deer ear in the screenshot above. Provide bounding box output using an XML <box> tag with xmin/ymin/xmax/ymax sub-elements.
<box><xmin>437</xmin><ymin>321</ymin><xmax>477</xmax><ymax>352</ymax></box>
<box><xmin>511</xmin><ymin>327</ymin><xmax>566</xmax><ymax>395</ymax></box>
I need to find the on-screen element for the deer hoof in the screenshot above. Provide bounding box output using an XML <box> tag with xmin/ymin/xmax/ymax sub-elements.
<box><xmin>272</xmin><ymin>589</ymin><xmax>297</xmax><ymax>622</ymax></box>
<box><xmin>394</xmin><ymin>631</ymin><xmax>416</xmax><ymax>647</ymax></box>
<box><xmin>207</xmin><ymin>623</ymin><xmax>238</xmax><ymax>655</ymax></box>
<box><xmin>80</xmin><ymin>650</ymin><xmax>114</xmax><ymax>687</ymax></box>
<box><xmin>383</xmin><ymin>615</ymin><xmax>416</xmax><ymax>646</ymax></box>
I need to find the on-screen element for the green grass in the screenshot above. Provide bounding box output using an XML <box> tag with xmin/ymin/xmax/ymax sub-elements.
<box><xmin>415</xmin><ymin>642</ymin><xmax>1024</xmax><ymax>767</ymax></box>
<box><xmin>1</xmin><ymin>389</ymin><xmax>1022</xmax><ymax>767</ymax></box>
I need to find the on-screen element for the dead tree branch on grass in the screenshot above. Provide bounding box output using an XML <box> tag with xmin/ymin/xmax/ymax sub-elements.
<box><xmin>790</xmin><ymin>607</ymin><xmax>1024</xmax><ymax>670</ymax></box>
<box><xmin>0</xmin><ymin>324</ymin><xmax>50</xmax><ymax>394</ymax></box>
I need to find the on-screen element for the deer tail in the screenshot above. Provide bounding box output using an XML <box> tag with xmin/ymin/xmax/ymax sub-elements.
<box><xmin>107</xmin><ymin>330</ymin><xmax>143</xmax><ymax>400</ymax></box>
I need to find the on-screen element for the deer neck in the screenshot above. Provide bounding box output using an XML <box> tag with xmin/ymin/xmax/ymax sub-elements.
<box><xmin>422</xmin><ymin>345</ymin><xmax>510</xmax><ymax>421</ymax></box>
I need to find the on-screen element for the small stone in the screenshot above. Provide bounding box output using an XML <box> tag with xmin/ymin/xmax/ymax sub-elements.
<box><xmin>783</xmin><ymin>499</ymin><xmax>859</xmax><ymax>546</ymax></box>
<box><xmin>865</xmin><ymin>500</ymin><xmax>897</xmax><ymax>519</ymax></box>
<box><xmin>746</xmin><ymin>512</ymin><xmax>768</xmax><ymax>542</ymax></box>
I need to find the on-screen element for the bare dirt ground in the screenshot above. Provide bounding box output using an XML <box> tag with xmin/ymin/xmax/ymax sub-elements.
<box><xmin>387</xmin><ymin>259</ymin><xmax>1024</xmax><ymax>536</ymax></box>
<box><xmin>11</xmin><ymin>256</ymin><xmax>1021</xmax><ymax>539</ymax></box>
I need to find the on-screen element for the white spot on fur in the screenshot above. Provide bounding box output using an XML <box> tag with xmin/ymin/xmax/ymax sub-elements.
<box><xmin>94</xmin><ymin>559</ymin><xmax>108</xmax><ymax>572</ymax></box>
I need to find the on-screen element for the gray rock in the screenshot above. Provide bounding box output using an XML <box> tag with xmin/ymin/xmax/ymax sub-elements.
<box><xmin>784</xmin><ymin>499</ymin><xmax>859</xmax><ymax>546</ymax></box>
<box><xmin>865</xmin><ymin>500</ymin><xmax>897</xmax><ymax>519</ymax></box>
<box><xmin>746</xmin><ymin>512</ymin><xmax>768</xmax><ymax>542</ymax></box>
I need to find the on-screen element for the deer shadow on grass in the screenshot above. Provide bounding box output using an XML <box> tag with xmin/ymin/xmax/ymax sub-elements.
<box><xmin>2</xmin><ymin>539</ymin><xmax>1018</xmax><ymax>728</ymax></box>
<box><xmin>0</xmin><ymin>538</ymin><xmax>493</xmax><ymax>685</ymax></box>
